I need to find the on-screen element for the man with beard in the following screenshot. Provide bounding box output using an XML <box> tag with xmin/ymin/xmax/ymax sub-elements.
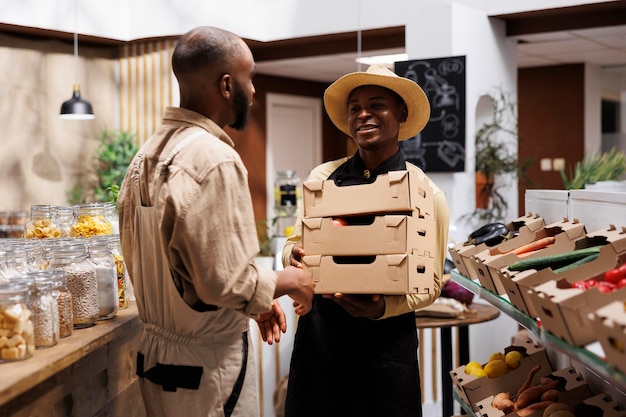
<box><xmin>118</xmin><ymin>26</ymin><xmax>315</xmax><ymax>417</ymax></box>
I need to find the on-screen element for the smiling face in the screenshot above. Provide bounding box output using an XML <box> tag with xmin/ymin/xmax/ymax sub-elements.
<box><xmin>347</xmin><ymin>85</ymin><xmax>408</xmax><ymax>152</ymax></box>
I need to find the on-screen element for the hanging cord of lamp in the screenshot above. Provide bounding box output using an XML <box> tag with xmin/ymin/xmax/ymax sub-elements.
<box><xmin>60</xmin><ymin>0</ymin><xmax>95</xmax><ymax>120</ymax></box>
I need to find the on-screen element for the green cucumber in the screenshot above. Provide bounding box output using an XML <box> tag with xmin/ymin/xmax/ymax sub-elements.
<box><xmin>552</xmin><ymin>252</ymin><xmax>600</xmax><ymax>274</ymax></box>
<box><xmin>508</xmin><ymin>246</ymin><xmax>603</xmax><ymax>272</ymax></box>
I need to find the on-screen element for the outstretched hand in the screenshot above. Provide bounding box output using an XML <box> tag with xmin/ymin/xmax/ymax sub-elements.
<box><xmin>255</xmin><ymin>300</ymin><xmax>287</xmax><ymax>345</ymax></box>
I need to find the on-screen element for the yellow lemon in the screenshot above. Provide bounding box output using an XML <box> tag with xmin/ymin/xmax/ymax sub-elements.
<box><xmin>464</xmin><ymin>361</ymin><xmax>483</xmax><ymax>374</ymax></box>
<box><xmin>469</xmin><ymin>368</ymin><xmax>487</xmax><ymax>378</ymax></box>
<box><xmin>488</xmin><ymin>352</ymin><xmax>506</xmax><ymax>362</ymax></box>
<box><xmin>505</xmin><ymin>351</ymin><xmax>523</xmax><ymax>370</ymax></box>
<box><xmin>484</xmin><ymin>359</ymin><xmax>508</xmax><ymax>378</ymax></box>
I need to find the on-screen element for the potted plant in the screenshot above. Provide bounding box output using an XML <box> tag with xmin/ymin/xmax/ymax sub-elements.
<box><xmin>559</xmin><ymin>148</ymin><xmax>626</xmax><ymax>189</ymax></box>
<box><xmin>464</xmin><ymin>89</ymin><xmax>531</xmax><ymax>225</ymax></box>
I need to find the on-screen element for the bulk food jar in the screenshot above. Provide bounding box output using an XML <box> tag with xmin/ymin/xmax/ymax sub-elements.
<box><xmin>48</xmin><ymin>269</ymin><xmax>73</xmax><ymax>338</ymax></box>
<box><xmin>87</xmin><ymin>238</ymin><xmax>118</xmax><ymax>320</ymax></box>
<box><xmin>70</xmin><ymin>203</ymin><xmax>113</xmax><ymax>238</ymax></box>
<box><xmin>0</xmin><ymin>281</ymin><xmax>35</xmax><ymax>362</ymax></box>
<box><xmin>47</xmin><ymin>243</ymin><xmax>99</xmax><ymax>329</ymax></box>
<box><xmin>24</xmin><ymin>271</ymin><xmax>59</xmax><ymax>349</ymax></box>
<box><xmin>105</xmin><ymin>234</ymin><xmax>129</xmax><ymax>309</ymax></box>
<box><xmin>24</xmin><ymin>204</ymin><xmax>63</xmax><ymax>239</ymax></box>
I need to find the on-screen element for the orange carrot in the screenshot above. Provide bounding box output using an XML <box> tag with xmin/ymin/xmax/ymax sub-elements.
<box><xmin>513</xmin><ymin>236</ymin><xmax>556</xmax><ymax>256</ymax></box>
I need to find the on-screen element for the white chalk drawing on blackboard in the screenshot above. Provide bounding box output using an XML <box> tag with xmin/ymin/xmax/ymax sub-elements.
<box><xmin>400</xmin><ymin>57</ymin><xmax>465</xmax><ymax>169</ymax></box>
<box><xmin>400</xmin><ymin>136</ymin><xmax>465</xmax><ymax>170</ymax></box>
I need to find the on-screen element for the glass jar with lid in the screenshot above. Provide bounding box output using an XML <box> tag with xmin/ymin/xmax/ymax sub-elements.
<box><xmin>24</xmin><ymin>272</ymin><xmax>59</xmax><ymax>349</ymax></box>
<box><xmin>105</xmin><ymin>235</ymin><xmax>129</xmax><ymax>309</ymax></box>
<box><xmin>87</xmin><ymin>238</ymin><xmax>118</xmax><ymax>320</ymax></box>
<box><xmin>48</xmin><ymin>269</ymin><xmax>73</xmax><ymax>338</ymax></box>
<box><xmin>24</xmin><ymin>205</ymin><xmax>62</xmax><ymax>239</ymax></box>
<box><xmin>0</xmin><ymin>281</ymin><xmax>35</xmax><ymax>362</ymax></box>
<box><xmin>102</xmin><ymin>202</ymin><xmax>119</xmax><ymax>235</ymax></box>
<box><xmin>47</xmin><ymin>242</ymin><xmax>99</xmax><ymax>329</ymax></box>
<box><xmin>51</xmin><ymin>205</ymin><xmax>74</xmax><ymax>238</ymax></box>
<box><xmin>0</xmin><ymin>246</ymin><xmax>40</xmax><ymax>280</ymax></box>
<box><xmin>70</xmin><ymin>203</ymin><xmax>113</xmax><ymax>238</ymax></box>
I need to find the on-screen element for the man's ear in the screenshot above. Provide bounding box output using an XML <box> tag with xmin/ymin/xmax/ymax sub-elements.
<box><xmin>220</xmin><ymin>73</ymin><xmax>232</xmax><ymax>99</ymax></box>
<box><xmin>400</xmin><ymin>103</ymin><xmax>408</xmax><ymax>123</ymax></box>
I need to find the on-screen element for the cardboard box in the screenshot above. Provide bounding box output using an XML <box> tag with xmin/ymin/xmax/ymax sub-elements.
<box><xmin>448</xmin><ymin>214</ymin><xmax>545</xmax><ymax>279</ymax></box>
<box><xmin>475</xmin><ymin>367</ymin><xmax>591</xmax><ymax>417</ymax></box>
<box><xmin>302</xmin><ymin>213</ymin><xmax>435</xmax><ymax>256</ymax></box>
<box><xmin>528</xmin><ymin>227</ymin><xmax>626</xmax><ymax>346</ymax></box>
<box><xmin>302</xmin><ymin>252</ymin><xmax>434</xmax><ymax>294</ymax></box>
<box><xmin>449</xmin><ymin>338</ymin><xmax>552</xmax><ymax>412</ymax></box>
<box><xmin>573</xmin><ymin>393</ymin><xmax>626</xmax><ymax>417</ymax></box>
<box><xmin>471</xmin><ymin>218</ymin><xmax>586</xmax><ymax>295</ymax></box>
<box><xmin>588</xmin><ymin>300</ymin><xmax>626</xmax><ymax>375</ymax></box>
<box><xmin>497</xmin><ymin>225</ymin><xmax>624</xmax><ymax>318</ymax></box>
<box><xmin>302</xmin><ymin>170</ymin><xmax>434</xmax><ymax>218</ymax></box>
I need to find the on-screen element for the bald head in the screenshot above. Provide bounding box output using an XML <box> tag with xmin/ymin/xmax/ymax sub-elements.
<box><xmin>171</xmin><ymin>26</ymin><xmax>256</xmax><ymax>128</ymax></box>
<box><xmin>172</xmin><ymin>26</ymin><xmax>243</xmax><ymax>82</ymax></box>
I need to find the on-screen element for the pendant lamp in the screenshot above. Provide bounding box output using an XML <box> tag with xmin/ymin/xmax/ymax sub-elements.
<box><xmin>60</xmin><ymin>0</ymin><xmax>94</xmax><ymax>120</ymax></box>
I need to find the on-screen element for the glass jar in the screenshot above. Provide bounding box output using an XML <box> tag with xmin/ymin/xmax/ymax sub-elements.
<box><xmin>105</xmin><ymin>235</ymin><xmax>129</xmax><ymax>309</ymax></box>
<box><xmin>274</xmin><ymin>170</ymin><xmax>301</xmax><ymax>217</ymax></box>
<box><xmin>0</xmin><ymin>246</ymin><xmax>39</xmax><ymax>280</ymax></box>
<box><xmin>87</xmin><ymin>238</ymin><xmax>118</xmax><ymax>320</ymax></box>
<box><xmin>0</xmin><ymin>281</ymin><xmax>35</xmax><ymax>362</ymax></box>
<box><xmin>51</xmin><ymin>205</ymin><xmax>75</xmax><ymax>238</ymax></box>
<box><xmin>49</xmin><ymin>269</ymin><xmax>73</xmax><ymax>338</ymax></box>
<box><xmin>70</xmin><ymin>203</ymin><xmax>113</xmax><ymax>238</ymax></box>
<box><xmin>24</xmin><ymin>205</ymin><xmax>63</xmax><ymax>239</ymax></box>
<box><xmin>47</xmin><ymin>243</ymin><xmax>99</xmax><ymax>329</ymax></box>
<box><xmin>25</xmin><ymin>272</ymin><xmax>59</xmax><ymax>349</ymax></box>
<box><xmin>102</xmin><ymin>202</ymin><xmax>120</xmax><ymax>235</ymax></box>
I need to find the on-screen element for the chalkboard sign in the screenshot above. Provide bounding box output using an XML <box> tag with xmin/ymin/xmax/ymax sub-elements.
<box><xmin>395</xmin><ymin>56</ymin><xmax>465</xmax><ymax>172</ymax></box>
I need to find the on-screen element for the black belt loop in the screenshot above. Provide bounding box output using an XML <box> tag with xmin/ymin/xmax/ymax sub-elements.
<box><xmin>224</xmin><ymin>331</ymin><xmax>249</xmax><ymax>417</ymax></box>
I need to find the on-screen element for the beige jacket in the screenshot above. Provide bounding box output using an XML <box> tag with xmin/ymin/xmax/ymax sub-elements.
<box><xmin>118</xmin><ymin>106</ymin><xmax>276</xmax><ymax>317</ymax></box>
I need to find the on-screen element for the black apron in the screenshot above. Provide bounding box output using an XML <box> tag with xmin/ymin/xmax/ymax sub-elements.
<box><xmin>285</xmin><ymin>151</ymin><xmax>422</xmax><ymax>417</ymax></box>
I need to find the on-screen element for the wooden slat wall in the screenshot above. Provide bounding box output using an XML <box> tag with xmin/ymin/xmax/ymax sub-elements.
<box><xmin>119</xmin><ymin>40</ymin><xmax>176</xmax><ymax>145</ymax></box>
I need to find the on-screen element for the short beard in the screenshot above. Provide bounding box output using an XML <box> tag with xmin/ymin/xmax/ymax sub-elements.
<box><xmin>229</xmin><ymin>85</ymin><xmax>249</xmax><ymax>130</ymax></box>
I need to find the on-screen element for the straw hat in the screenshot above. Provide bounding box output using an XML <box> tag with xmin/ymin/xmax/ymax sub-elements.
<box><xmin>323</xmin><ymin>64</ymin><xmax>430</xmax><ymax>141</ymax></box>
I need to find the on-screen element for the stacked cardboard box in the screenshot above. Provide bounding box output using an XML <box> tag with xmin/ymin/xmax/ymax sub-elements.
<box><xmin>300</xmin><ymin>170</ymin><xmax>436</xmax><ymax>294</ymax></box>
<box><xmin>589</xmin><ymin>300</ymin><xmax>626</xmax><ymax>374</ymax></box>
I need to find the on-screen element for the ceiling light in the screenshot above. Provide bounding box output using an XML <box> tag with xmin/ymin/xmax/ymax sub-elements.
<box><xmin>59</xmin><ymin>0</ymin><xmax>94</xmax><ymax>120</ymax></box>
<box><xmin>356</xmin><ymin>53</ymin><xmax>409</xmax><ymax>68</ymax></box>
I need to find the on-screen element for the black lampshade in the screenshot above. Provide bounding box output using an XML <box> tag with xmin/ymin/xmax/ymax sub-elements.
<box><xmin>60</xmin><ymin>84</ymin><xmax>94</xmax><ymax>120</ymax></box>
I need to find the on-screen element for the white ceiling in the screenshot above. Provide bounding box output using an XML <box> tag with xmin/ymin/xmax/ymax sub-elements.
<box><xmin>255</xmin><ymin>25</ymin><xmax>626</xmax><ymax>83</ymax></box>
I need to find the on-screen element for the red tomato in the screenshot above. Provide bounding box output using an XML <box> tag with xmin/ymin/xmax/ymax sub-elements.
<box><xmin>604</xmin><ymin>267</ymin><xmax>623</xmax><ymax>285</ymax></box>
<box><xmin>617</xmin><ymin>278</ymin><xmax>626</xmax><ymax>289</ymax></box>
<box><xmin>585</xmin><ymin>279</ymin><xmax>598</xmax><ymax>288</ymax></box>
<box><xmin>597</xmin><ymin>281</ymin><xmax>616</xmax><ymax>294</ymax></box>
<box><xmin>571</xmin><ymin>281</ymin><xmax>588</xmax><ymax>290</ymax></box>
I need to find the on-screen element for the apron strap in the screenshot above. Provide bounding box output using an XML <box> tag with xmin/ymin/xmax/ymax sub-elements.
<box><xmin>224</xmin><ymin>331</ymin><xmax>249</xmax><ymax>417</ymax></box>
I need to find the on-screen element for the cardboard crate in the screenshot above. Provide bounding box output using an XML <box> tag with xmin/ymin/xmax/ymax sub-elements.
<box><xmin>302</xmin><ymin>170</ymin><xmax>434</xmax><ymax>218</ymax></box>
<box><xmin>448</xmin><ymin>214</ymin><xmax>545</xmax><ymax>279</ymax></box>
<box><xmin>588</xmin><ymin>300</ymin><xmax>626</xmax><ymax>375</ymax></box>
<box><xmin>527</xmin><ymin>228</ymin><xmax>626</xmax><ymax>346</ymax></box>
<box><xmin>471</xmin><ymin>218</ymin><xmax>585</xmax><ymax>295</ymax></box>
<box><xmin>449</xmin><ymin>338</ymin><xmax>552</xmax><ymax>412</ymax></box>
<box><xmin>573</xmin><ymin>393</ymin><xmax>626</xmax><ymax>417</ymax></box>
<box><xmin>302</xmin><ymin>213</ymin><xmax>435</xmax><ymax>256</ymax></box>
<box><xmin>475</xmin><ymin>367</ymin><xmax>591</xmax><ymax>417</ymax></box>
<box><xmin>498</xmin><ymin>225</ymin><xmax>626</xmax><ymax>318</ymax></box>
<box><xmin>302</xmin><ymin>252</ymin><xmax>434</xmax><ymax>294</ymax></box>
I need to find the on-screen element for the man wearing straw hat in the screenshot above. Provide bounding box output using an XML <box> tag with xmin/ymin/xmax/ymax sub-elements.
<box><xmin>281</xmin><ymin>64</ymin><xmax>450</xmax><ymax>417</ymax></box>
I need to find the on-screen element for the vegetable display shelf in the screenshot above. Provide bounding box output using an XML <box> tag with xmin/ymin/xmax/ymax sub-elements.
<box><xmin>450</xmin><ymin>269</ymin><xmax>626</xmax><ymax>405</ymax></box>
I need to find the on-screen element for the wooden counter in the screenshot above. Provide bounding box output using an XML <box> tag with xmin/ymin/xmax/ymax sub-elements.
<box><xmin>0</xmin><ymin>303</ymin><xmax>145</xmax><ymax>417</ymax></box>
